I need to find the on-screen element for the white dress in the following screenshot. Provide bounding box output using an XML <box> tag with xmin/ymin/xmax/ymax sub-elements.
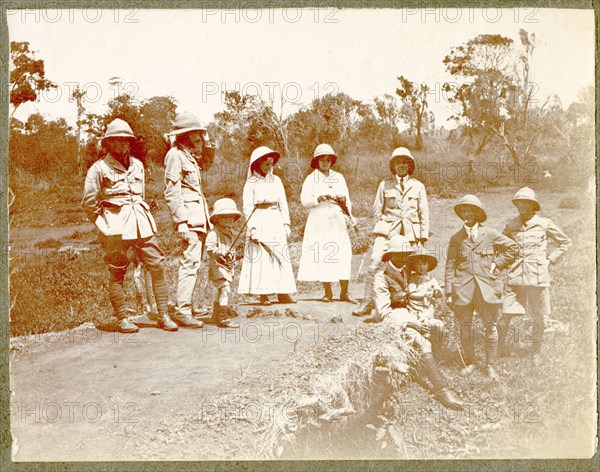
<box><xmin>297</xmin><ymin>169</ymin><xmax>354</xmax><ymax>282</ymax></box>
<box><xmin>237</xmin><ymin>172</ymin><xmax>297</xmax><ymax>295</ymax></box>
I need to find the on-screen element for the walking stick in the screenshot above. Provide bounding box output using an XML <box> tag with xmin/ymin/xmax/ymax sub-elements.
<box><xmin>219</xmin><ymin>206</ymin><xmax>257</xmax><ymax>265</ymax></box>
<box><xmin>228</xmin><ymin>206</ymin><xmax>257</xmax><ymax>252</ymax></box>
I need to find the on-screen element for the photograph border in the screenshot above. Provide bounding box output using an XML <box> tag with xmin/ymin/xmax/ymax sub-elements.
<box><xmin>1</xmin><ymin>0</ymin><xmax>598</xmax><ymax>469</ymax></box>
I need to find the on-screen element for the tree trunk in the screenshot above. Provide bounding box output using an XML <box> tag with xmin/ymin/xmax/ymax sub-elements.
<box><xmin>415</xmin><ymin>111</ymin><xmax>423</xmax><ymax>150</ymax></box>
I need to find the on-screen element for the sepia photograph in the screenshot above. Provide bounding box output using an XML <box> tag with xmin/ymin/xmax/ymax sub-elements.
<box><xmin>4</xmin><ymin>2</ymin><xmax>597</xmax><ymax>463</ymax></box>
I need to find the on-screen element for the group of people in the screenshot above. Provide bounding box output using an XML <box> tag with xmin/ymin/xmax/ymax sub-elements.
<box><xmin>83</xmin><ymin>113</ymin><xmax>571</xmax><ymax>410</ymax></box>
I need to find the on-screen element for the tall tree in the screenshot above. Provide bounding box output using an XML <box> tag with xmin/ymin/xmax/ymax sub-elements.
<box><xmin>395</xmin><ymin>76</ymin><xmax>432</xmax><ymax>150</ymax></box>
<box><xmin>9</xmin><ymin>42</ymin><xmax>57</xmax><ymax>117</ymax></box>
<box><xmin>442</xmin><ymin>32</ymin><xmax>539</xmax><ymax>165</ymax></box>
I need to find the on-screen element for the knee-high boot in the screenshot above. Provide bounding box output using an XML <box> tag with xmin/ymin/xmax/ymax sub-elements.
<box><xmin>422</xmin><ymin>353</ymin><xmax>463</xmax><ymax>410</ymax></box>
<box><xmin>484</xmin><ymin>324</ymin><xmax>500</xmax><ymax>380</ymax></box>
<box><xmin>353</xmin><ymin>273</ymin><xmax>375</xmax><ymax>317</ymax></box>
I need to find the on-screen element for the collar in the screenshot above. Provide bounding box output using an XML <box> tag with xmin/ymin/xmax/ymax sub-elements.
<box><xmin>248</xmin><ymin>170</ymin><xmax>275</xmax><ymax>182</ymax></box>
<box><xmin>463</xmin><ymin>222</ymin><xmax>479</xmax><ymax>234</ymax></box>
<box><xmin>395</xmin><ymin>175</ymin><xmax>410</xmax><ymax>185</ymax></box>
<box><xmin>216</xmin><ymin>224</ymin><xmax>235</xmax><ymax>241</ymax></box>
<box><xmin>105</xmin><ymin>154</ymin><xmax>132</xmax><ymax>173</ymax></box>
<box><xmin>314</xmin><ymin>168</ymin><xmax>338</xmax><ymax>181</ymax></box>
<box><xmin>519</xmin><ymin>213</ymin><xmax>539</xmax><ymax>226</ymax></box>
<box><xmin>384</xmin><ymin>260</ymin><xmax>409</xmax><ymax>286</ymax></box>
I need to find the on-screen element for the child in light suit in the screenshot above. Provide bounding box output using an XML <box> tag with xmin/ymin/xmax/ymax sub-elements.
<box><xmin>205</xmin><ymin>198</ymin><xmax>242</xmax><ymax>328</ymax></box>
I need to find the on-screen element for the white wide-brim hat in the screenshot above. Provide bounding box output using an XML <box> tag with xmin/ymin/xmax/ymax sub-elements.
<box><xmin>168</xmin><ymin>111</ymin><xmax>207</xmax><ymax>136</ymax></box>
<box><xmin>210</xmin><ymin>198</ymin><xmax>242</xmax><ymax>224</ymax></box>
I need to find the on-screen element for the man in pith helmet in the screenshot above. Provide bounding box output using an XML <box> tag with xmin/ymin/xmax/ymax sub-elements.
<box><xmin>353</xmin><ymin>147</ymin><xmax>429</xmax><ymax>317</ymax></box>
<box><xmin>82</xmin><ymin>118</ymin><xmax>178</xmax><ymax>333</ymax></box>
<box><xmin>499</xmin><ymin>187</ymin><xmax>571</xmax><ymax>364</ymax></box>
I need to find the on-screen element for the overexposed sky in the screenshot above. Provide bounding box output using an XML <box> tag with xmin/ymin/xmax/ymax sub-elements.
<box><xmin>8</xmin><ymin>7</ymin><xmax>595</xmax><ymax>129</ymax></box>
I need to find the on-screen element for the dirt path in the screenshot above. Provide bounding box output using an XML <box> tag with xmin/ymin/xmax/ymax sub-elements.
<box><xmin>10</xmin><ymin>287</ymin><xmax>375</xmax><ymax>461</ymax></box>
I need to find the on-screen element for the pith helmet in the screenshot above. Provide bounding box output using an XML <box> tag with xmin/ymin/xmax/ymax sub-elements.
<box><xmin>512</xmin><ymin>187</ymin><xmax>541</xmax><ymax>212</ymax></box>
<box><xmin>389</xmin><ymin>147</ymin><xmax>415</xmax><ymax>174</ymax></box>
<box><xmin>454</xmin><ymin>195</ymin><xmax>487</xmax><ymax>223</ymax></box>
<box><xmin>249</xmin><ymin>146</ymin><xmax>281</xmax><ymax>168</ymax></box>
<box><xmin>407</xmin><ymin>246</ymin><xmax>438</xmax><ymax>271</ymax></box>
<box><xmin>168</xmin><ymin>111</ymin><xmax>207</xmax><ymax>136</ymax></box>
<box><xmin>101</xmin><ymin>119</ymin><xmax>136</xmax><ymax>144</ymax></box>
<box><xmin>210</xmin><ymin>198</ymin><xmax>242</xmax><ymax>224</ymax></box>
<box><xmin>382</xmin><ymin>234</ymin><xmax>415</xmax><ymax>261</ymax></box>
<box><xmin>311</xmin><ymin>143</ymin><xmax>337</xmax><ymax>169</ymax></box>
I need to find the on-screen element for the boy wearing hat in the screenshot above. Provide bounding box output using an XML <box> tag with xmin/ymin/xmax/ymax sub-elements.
<box><xmin>164</xmin><ymin>111</ymin><xmax>213</xmax><ymax>328</ymax></box>
<box><xmin>373</xmin><ymin>235</ymin><xmax>463</xmax><ymax>410</ymax></box>
<box><xmin>406</xmin><ymin>247</ymin><xmax>444</xmax><ymax>325</ymax></box>
<box><xmin>205</xmin><ymin>198</ymin><xmax>242</xmax><ymax>328</ymax></box>
<box><xmin>444</xmin><ymin>195</ymin><xmax>518</xmax><ymax>380</ymax></box>
<box><xmin>353</xmin><ymin>147</ymin><xmax>429</xmax><ymax>317</ymax></box>
<box><xmin>499</xmin><ymin>187</ymin><xmax>571</xmax><ymax>363</ymax></box>
<box><xmin>82</xmin><ymin>119</ymin><xmax>178</xmax><ymax>333</ymax></box>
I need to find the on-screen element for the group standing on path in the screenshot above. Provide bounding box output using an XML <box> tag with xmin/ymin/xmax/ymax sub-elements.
<box><xmin>83</xmin><ymin>115</ymin><xmax>572</xmax><ymax>409</ymax></box>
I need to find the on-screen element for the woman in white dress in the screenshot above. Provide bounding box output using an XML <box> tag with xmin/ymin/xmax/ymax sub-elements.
<box><xmin>297</xmin><ymin>144</ymin><xmax>358</xmax><ymax>303</ymax></box>
<box><xmin>238</xmin><ymin>146</ymin><xmax>297</xmax><ymax>306</ymax></box>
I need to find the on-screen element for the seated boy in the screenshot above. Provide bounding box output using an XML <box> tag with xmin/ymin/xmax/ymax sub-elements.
<box><xmin>373</xmin><ymin>235</ymin><xmax>463</xmax><ymax>410</ymax></box>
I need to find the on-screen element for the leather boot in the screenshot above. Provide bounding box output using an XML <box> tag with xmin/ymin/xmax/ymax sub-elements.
<box><xmin>353</xmin><ymin>274</ymin><xmax>374</xmax><ymax>317</ymax></box>
<box><xmin>497</xmin><ymin>314</ymin><xmax>512</xmax><ymax>357</ymax></box>
<box><xmin>422</xmin><ymin>353</ymin><xmax>464</xmax><ymax>411</ymax></box>
<box><xmin>277</xmin><ymin>293</ymin><xmax>296</xmax><ymax>304</ymax></box>
<box><xmin>484</xmin><ymin>325</ymin><xmax>500</xmax><ymax>381</ymax></box>
<box><xmin>157</xmin><ymin>313</ymin><xmax>178</xmax><ymax>332</ymax></box>
<box><xmin>437</xmin><ymin>388</ymin><xmax>464</xmax><ymax>411</ymax></box>
<box><xmin>459</xmin><ymin>324</ymin><xmax>476</xmax><ymax>370</ymax></box>
<box><xmin>118</xmin><ymin>317</ymin><xmax>139</xmax><ymax>334</ymax></box>
<box><xmin>213</xmin><ymin>303</ymin><xmax>239</xmax><ymax>328</ymax></box>
<box><xmin>173</xmin><ymin>313</ymin><xmax>204</xmax><ymax>328</ymax></box>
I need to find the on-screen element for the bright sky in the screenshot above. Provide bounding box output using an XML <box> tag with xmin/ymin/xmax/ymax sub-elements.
<box><xmin>8</xmin><ymin>7</ymin><xmax>595</xmax><ymax>129</ymax></box>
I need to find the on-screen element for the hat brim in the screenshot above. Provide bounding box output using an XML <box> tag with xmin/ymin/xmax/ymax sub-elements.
<box><xmin>101</xmin><ymin>133</ymin><xmax>136</xmax><ymax>143</ymax></box>
<box><xmin>168</xmin><ymin>126</ymin><xmax>207</xmax><ymax>136</ymax></box>
<box><xmin>382</xmin><ymin>249</ymin><xmax>415</xmax><ymax>261</ymax></box>
<box><xmin>512</xmin><ymin>198</ymin><xmax>541</xmax><ymax>212</ymax></box>
<box><xmin>210</xmin><ymin>211</ymin><xmax>242</xmax><ymax>224</ymax></box>
<box><xmin>311</xmin><ymin>154</ymin><xmax>337</xmax><ymax>169</ymax></box>
<box><xmin>454</xmin><ymin>203</ymin><xmax>487</xmax><ymax>222</ymax></box>
<box><xmin>391</xmin><ymin>153</ymin><xmax>414</xmax><ymax>162</ymax></box>
<box><xmin>253</xmin><ymin>152</ymin><xmax>281</xmax><ymax>167</ymax></box>
<box><xmin>407</xmin><ymin>254</ymin><xmax>438</xmax><ymax>271</ymax></box>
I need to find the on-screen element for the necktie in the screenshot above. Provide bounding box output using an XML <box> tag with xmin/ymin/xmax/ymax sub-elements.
<box><xmin>470</xmin><ymin>227</ymin><xmax>477</xmax><ymax>241</ymax></box>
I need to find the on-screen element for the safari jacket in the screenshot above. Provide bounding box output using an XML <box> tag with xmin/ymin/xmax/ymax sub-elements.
<box><xmin>164</xmin><ymin>147</ymin><xmax>211</xmax><ymax>232</ymax></box>
<box><xmin>502</xmin><ymin>215</ymin><xmax>571</xmax><ymax>287</ymax></box>
<box><xmin>374</xmin><ymin>260</ymin><xmax>411</xmax><ymax>319</ymax></box>
<box><xmin>444</xmin><ymin>225</ymin><xmax>518</xmax><ymax>305</ymax></box>
<box><xmin>372</xmin><ymin>176</ymin><xmax>429</xmax><ymax>242</ymax></box>
<box><xmin>82</xmin><ymin>154</ymin><xmax>157</xmax><ymax>240</ymax></box>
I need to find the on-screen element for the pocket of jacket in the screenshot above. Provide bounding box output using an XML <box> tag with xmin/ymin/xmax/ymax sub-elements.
<box><xmin>384</xmin><ymin>190</ymin><xmax>399</xmax><ymax>209</ymax></box>
<box><xmin>537</xmin><ymin>259</ymin><xmax>550</xmax><ymax>284</ymax></box>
